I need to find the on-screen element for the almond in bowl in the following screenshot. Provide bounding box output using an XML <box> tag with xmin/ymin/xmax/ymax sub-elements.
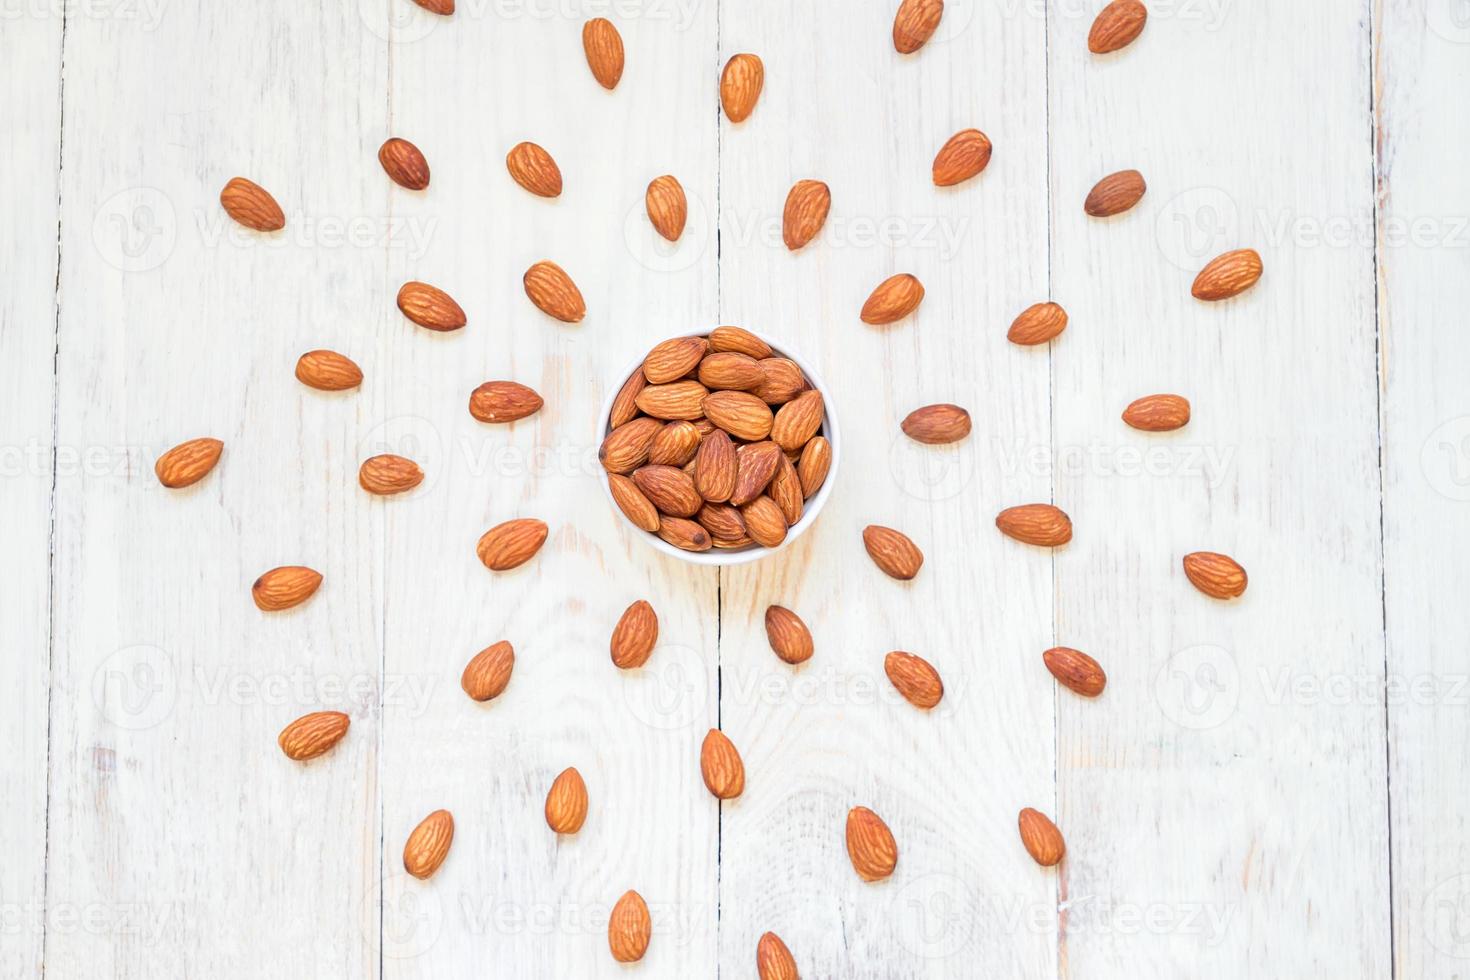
<box><xmin>598</xmin><ymin>328</ymin><xmax>839</xmax><ymax>565</ymax></box>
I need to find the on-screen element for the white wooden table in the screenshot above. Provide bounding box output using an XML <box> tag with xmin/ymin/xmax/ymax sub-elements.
<box><xmin>4</xmin><ymin>1</ymin><xmax>1467</xmax><ymax>976</ymax></box>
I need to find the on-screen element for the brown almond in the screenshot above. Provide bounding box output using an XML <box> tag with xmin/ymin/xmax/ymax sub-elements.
<box><xmin>648</xmin><ymin>421</ymin><xmax>701</xmax><ymax>467</ymax></box>
<box><xmin>358</xmin><ymin>454</ymin><xmax>424</xmax><ymax>495</ymax></box>
<box><xmin>636</xmin><ymin>380</ymin><xmax>710</xmax><ymax>421</ymax></box>
<box><xmin>505</xmin><ymin>141</ymin><xmax>563</xmax><ymax>198</ymax></box>
<box><xmin>797</xmin><ymin>437</ymin><xmax>831</xmax><ymax>498</ymax></box>
<box><xmin>646</xmin><ymin>175</ymin><xmax>688</xmax><ymax>242</ymax></box>
<box><xmin>740</xmin><ymin>496</ymin><xmax>788</xmax><ymax>549</ymax></box>
<box><xmin>469</xmin><ymin>381</ymin><xmax>543</xmax><ymax>423</ymax></box>
<box><xmin>545</xmin><ymin>767</ymin><xmax>589</xmax><ymax>834</ymax></box>
<box><xmin>863</xmin><ymin>525</ymin><xmax>923</xmax><ymax>580</ymax></box>
<box><xmin>295</xmin><ymin>350</ymin><xmax>363</xmax><ymax>391</ymax></box>
<box><xmin>720</xmin><ymin>53</ymin><xmax>764</xmax><ymax>122</ymax></box>
<box><xmin>901</xmin><ymin>404</ymin><xmax>970</xmax><ymax>444</ymax></box>
<box><xmin>378</xmin><ymin>137</ymin><xmax>430</xmax><ymax>191</ymax></box>
<box><xmin>700</xmin><ymin>729</ymin><xmax>745</xmax><ymax>800</ymax></box>
<box><xmin>643</xmin><ymin>336</ymin><xmax>709</xmax><ymax>384</ymax></box>
<box><xmin>1007</xmin><ymin>301</ymin><xmax>1067</xmax><ymax>346</ymax></box>
<box><xmin>600</xmin><ymin>416</ymin><xmax>663</xmax><ymax>473</ymax></box>
<box><xmin>698</xmin><ymin>351</ymin><xmax>764</xmax><ymax>391</ymax></box>
<box><xmin>397</xmin><ymin>281</ymin><xmax>466</xmax><ymax>331</ymax></box>
<box><xmin>753</xmin><ymin>358</ymin><xmax>807</xmax><ymax>405</ymax></box>
<box><xmin>1018</xmin><ymin>807</ymin><xmax>1065</xmax><ymax>866</ymax></box>
<box><xmin>476</xmin><ymin>518</ymin><xmax>549</xmax><ymax>571</ymax></box>
<box><xmin>658</xmin><ymin>516</ymin><xmax>713</xmax><ymax>552</ymax></box>
<box><xmin>769</xmin><ymin>453</ymin><xmax>804</xmax><ymax>526</ymax></box>
<box><xmin>610</xmin><ymin>600</ymin><xmax>659</xmax><ymax>669</ymax></box>
<box><xmin>861</xmin><ymin>273</ymin><xmax>925</xmax><ymax>324</ymax></box>
<box><xmin>1192</xmin><ymin>248</ymin><xmax>1263</xmax><ymax>301</ymax></box>
<box><xmin>1182</xmin><ymin>551</ymin><xmax>1248</xmax><ymax>599</ymax></box>
<box><xmin>608</xmin><ymin>473</ymin><xmax>661</xmax><ymax>533</ymax></box>
<box><xmin>708</xmin><ymin>326</ymin><xmax>773</xmax><ymax>359</ymax></box>
<box><xmin>1088</xmin><ymin>0</ymin><xmax>1147</xmax><ymax>54</ymax></box>
<box><xmin>770</xmin><ymin>390</ymin><xmax>824</xmax><ymax>452</ymax></box>
<box><xmin>893</xmin><ymin>0</ymin><xmax>944</xmax><ymax>53</ymax></box>
<box><xmin>582</xmin><ymin>17</ymin><xmax>625</xmax><ymax>89</ymax></box>
<box><xmin>884</xmin><ymin>651</ymin><xmax>944</xmax><ymax>709</ymax></box>
<box><xmin>1122</xmin><ymin>393</ymin><xmax>1190</xmax><ymax>431</ymax></box>
<box><xmin>1043</xmin><ymin>647</ymin><xmax>1106</xmax><ymax>697</ymax></box>
<box><xmin>609</xmin><ymin>369</ymin><xmax>647</xmax><ymax>429</ymax></box>
<box><xmin>696</xmin><ymin>502</ymin><xmax>747</xmax><ymax>541</ymax></box>
<box><xmin>693</xmin><ymin>429</ymin><xmax>738</xmax><ymax>502</ymax></box>
<box><xmin>219</xmin><ymin>176</ymin><xmax>284</xmax><ymax>232</ymax></box>
<box><xmin>995</xmin><ymin>504</ymin><xmax>1072</xmax><ymax>547</ymax></box>
<box><xmin>704</xmin><ymin>390</ymin><xmax>774</xmax><ymax>441</ymax></box>
<box><xmin>403</xmin><ymin>809</ymin><xmax>454</xmax><ymax>879</ymax></box>
<box><xmin>757</xmin><ymin>932</ymin><xmax>799</xmax><ymax>980</ymax></box>
<box><xmin>412</xmin><ymin>0</ymin><xmax>453</xmax><ymax>13</ymax></box>
<box><xmin>277</xmin><ymin>711</ymin><xmax>350</xmax><ymax>761</ymax></box>
<box><xmin>1084</xmin><ymin>169</ymin><xmax>1146</xmax><ymax>217</ymax></box>
<box><xmin>523</xmin><ymin>260</ymin><xmax>586</xmax><ymax>323</ymax></box>
<box><xmin>765</xmin><ymin>605</ymin><xmax>813</xmax><ymax>665</ymax></box>
<box><xmin>251</xmin><ymin>566</ymin><xmax>322</xmax><ymax>611</ymax></box>
<box><xmin>783</xmin><ymin>179</ymin><xmax>831</xmax><ymax>251</ymax></box>
<box><xmin>846</xmin><ymin>806</ymin><xmax>898</xmax><ymax>881</ymax></box>
<box><xmin>932</xmin><ymin>129</ymin><xmax>992</xmax><ymax>187</ymax></box>
<box><xmin>731</xmin><ymin>441</ymin><xmax>783</xmax><ymax>507</ymax></box>
<box><xmin>461</xmin><ymin>640</ymin><xmax>515</xmax><ymax>701</ymax></box>
<box><xmin>632</xmin><ymin>465</ymin><xmax>702</xmax><ymax>518</ymax></box>
<box><xmin>155</xmin><ymin>437</ymin><xmax>224</xmax><ymax>488</ymax></box>
<box><xmin>712</xmin><ymin>533</ymin><xmax>755</xmax><ymax>550</ymax></box>
<box><xmin>608</xmin><ymin>890</ymin><xmax>651</xmax><ymax>963</ymax></box>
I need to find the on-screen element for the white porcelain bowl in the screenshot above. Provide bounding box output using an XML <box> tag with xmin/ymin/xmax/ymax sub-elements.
<box><xmin>598</xmin><ymin>332</ymin><xmax>840</xmax><ymax>566</ymax></box>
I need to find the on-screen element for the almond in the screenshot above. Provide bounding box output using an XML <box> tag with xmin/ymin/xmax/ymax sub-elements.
<box><xmin>658</xmin><ymin>516</ymin><xmax>713</xmax><ymax>552</ymax></box>
<box><xmin>995</xmin><ymin>504</ymin><xmax>1072</xmax><ymax>547</ymax></box>
<box><xmin>648</xmin><ymin>421</ymin><xmax>701</xmax><ymax>466</ymax></box>
<box><xmin>693</xmin><ymin>429</ymin><xmax>738</xmax><ymax>502</ymax></box>
<box><xmin>1017</xmin><ymin>807</ymin><xmax>1065</xmax><ymax>866</ymax></box>
<box><xmin>731</xmin><ymin>441</ymin><xmax>783</xmax><ymax>506</ymax></box>
<box><xmin>797</xmin><ymin>437</ymin><xmax>831</xmax><ymax>498</ymax></box>
<box><xmin>884</xmin><ymin>651</ymin><xmax>944</xmax><ymax>709</ymax></box>
<box><xmin>397</xmin><ymin>281</ymin><xmax>466</xmax><ymax>331</ymax></box>
<box><xmin>1084</xmin><ymin>169</ymin><xmax>1146</xmax><ymax>217</ymax></box>
<box><xmin>1007</xmin><ymin>301</ymin><xmax>1067</xmax><ymax>345</ymax></box>
<box><xmin>765</xmin><ymin>605</ymin><xmax>813</xmax><ymax>665</ymax></box>
<box><xmin>582</xmin><ymin>17</ymin><xmax>625</xmax><ymax>89</ymax></box>
<box><xmin>1043</xmin><ymin>647</ymin><xmax>1106</xmax><ymax>697</ymax></box>
<box><xmin>636</xmin><ymin>380</ymin><xmax>710</xmax><ymax>421</ymax></box>
<box><xmin>863</xmin><ymin>525</ymin><xmax>923</xmax><ymax>580</ymax></box>
<box><xmin>1192</xmin><ymin>248</ymin><xmax>1263</xmax><ymax>301</ymax></box>
<box><xmin>219</xmin><ymin>176</ymin><xmax>284</xmax><ymax>232</ymax></box>
<box><xmin>696</xmin><ymin>502</ymin><xmax>747</xmax><ymax>542</ymax></box>
<box><xmin>1182</xmin><ymin>551</ymin><xmax>1248</xmax><ymax>599</ymax></box>
<box><xmin>770</xmin><ymin>389</ymin><xmax>824</xmax><ymax>452</ymax></box>
<box><xmin>1122</xmin><ymin>393</ymin><xmax>1190</xmax><ymax>431</ymax></box>
<box><xmin>645</xmin><ymin>175</ymin><xmax>688</xmax><ymax>242</ymax></box>
<box><xmin>469</xmin><ymin>381</ymin><xmax>543</xmax><ymax>423</ymax></box>
<box><xmin>608</xmin><ymin>473</ymin><xmax>661</xmax><ymax>533</ymax></box>
<box><xmin>901</xmin><ymin>404</ymin><xmax>970</xmax><ymax>444</ymax></box>
<box><xmin>712</xmin><ymin>533</ymin><xmax>755</xmax><ymax>550</ymax></box>
<box><xmin>632</xmin><ymin>464</ymin><xmax>703</xmax><ymax>518</ymax></box>
<box><xmin>295</xmin><ymin>350</ymin><xmax>363</xmax><ymax>391</ymax></box>
<box><xmin>403</xmin><ymin>809</ymin><xmax>454</xmax><ymax>880</ymax></box>
<box><xmin>783</xmin><ymin>179</ymin><xmax>831</xmax><ymax>251</ymax></box>
<box><xmin>505</xmin><ymin>141</ymin><xmax>563</xmax><ymax>198</ymax></box>
<box><xmin>846</xmin><ymin>806</ymin><xmax>898</xmax><ymax>881</ymax></box>
<box><xmin>700</xmin><ymin>729</ymin><xmax>745</xmax><ymax>800</ymax></box>
<box><xmin>643</xmin><ymin>336</ymin><xmax>709</xmax><ymax>384</ymax></box>
<box><xmin>1088</xmin><ymin>0</ymin><xmax>1147</xmax><ymax>54</ymax></box>
<box><xmin>709</xmin><ymin>325</ymin><xmax>772</xmax><ymax>359</ymax></box>
<box><xmin>523</xmin><ymin>260</ymin><xmax>586</xmax><ymax>323</ymax></box>
<box><xmin>476</xmin><ymin>518</ymin><xmax>549</xmax><ymax>571</ymax></box>
<box><xmin>608</xmin><ymin>890</ymin><xmax>651</xmax><ymax>963</ymax></box>
<box><xmin>412</xmin><ymin>0</ymin><xmax>453</xmax><ymax>13</ymax></box>
<box><xmin>932</xmin><ymin>129</ymin><xmax>992</xmax><ymax>187</ymax></box>
<box><xmin>704</xmin><ymin>390</ymin><xmax>774</xmax><ymax>441</ymax></box>
<box><xmin>544</xmin><ymin>767</ymin><xmax>588</xmax><ymax>834</ymax></box>
<box><xmin>757</xmin><ymin>932</ymin><xmax>799</xmax><ymax>980</ymax></box>
<box><xmin>769</xmin><ymin>453</ymin><xmax>804</xmax><ymax>526</ymax></box>
<box><xmin>861</xmin><ymin>273</ymin><xmax>925</xmax><ymax>324</ymax></box>
<box><xmin>740</xmin><ymin>496</ymin><xmax>788</xmax><ymax>548</ymax></box>
<box><xmin>358</xmin><ymin>454</ymin><xmax>424</xmax><ymax>495</ymax></box>
<box><xmin>461</xmin><ymin>640</ymin><xmax>515</xmax><ymax>701</ymax></box>
<box><xmin>251</xmin><ymin>566</ymin><xmax>322</xmax><ymax>611</ymax></box>
<box><xmin>609</xmin><ymin>369</ymin><xmax>647</xmax><ymax>428</ymax></box>
<box><xmin>697</xmin><ymin>351</ymin><xmax>764</xmax><ymax>390</ymax></box>
<box><xmin>155</xmin><ymin>437</ymin><xmax>223</xmax><ymax>488</ymax></box>
<box><xmin>720</xmin><ymin>53</ymin><xmax>764</xmax><ymax>122</ymax></box>
<box><xmin>892</xmin><ymin>0</ymin><xmax>943</xmax><ymax>53</ymax></box>
<box><xmin>277</xmin><ymin>711</ymin><xmax>350</xmax><ymax>761</ymax></box>
<box><xmin>610</xmin><ymin>600</ymin><xmax>658</xmax><ymax>669</ymax></box>
<box><xmin>378</xmin><ymin>137</ymin><xmax>430</xmax><ymax>190</ymax></box>
<box><xmin>600</xmin><ymin>416</ymin><xmax>662</xmax><ymax>473</ymax></box>
<box><xmin>753</xmin><ymin>358</ymin><xmax>807</xmax><ymax>405</ymax></box>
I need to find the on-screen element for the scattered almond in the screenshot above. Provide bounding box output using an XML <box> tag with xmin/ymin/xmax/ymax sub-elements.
<box><xmin>219</xmin><ymin>176</ymin><xmax>285</xmax><ymax>232</ymax></box>
<box><xmin>469</xmin><ymin>381</ymin><xmax>544</xmax><ymax>423</ymax></box>
<box><xmin>610</xmin><ymin>600</ymin><xmax>658</xmax><ymax>669</ymax></box>
<box><xmin>1084</xmin><ymin>169</ymin><xmax>1146</xmax><ymax>216</ymax></box>
<box><xmin>155</xmin><ymin>437</ymin><xmax>224</xmax><ymax>488</ymax></box>
<box><xmin>1043</xmin><ymin>647</ymin><xmax>1106</xmax><ymax>697</ymax></box>
<box><xmin>863</xmin><ymin>525</ymin><xmax>923</xmax><ymax>580</ymax></box>
<box><xmin>545</xmin><ymin>767</ymin><xmax>589</xmax><ymax>834</ymax></box>
<box><xmin>1018</xmin><ymin>807</ymin><xmax>1065</xmax><ymax>866</ymax></box>
<box><xmin>608</xmin><ymin>890</ymin><xmax>651</xmax><ymax>963</ymax></box>
<box><xmin>403</xmin><ymin>809</ymin><xmax>454</xmax><ymax>879</ymax></box>
<box><xmin>901</xmin><ymin>403</ymin><xmax>971</xmax><ymax>444</ymax></box>
<box><xmin>720</xmin><ymin>53</ymin><xmax>764</xmax><ymax>122</ymax></box>
<box><xmin>700</xmin><ymin>729</ymin><xmax>746</xmax><ymax>800</ymax></box>
<box><xmin>505</xmin><ymin>141</ymin><xmax>563</xmax><ymax>197</ymax></box>
<box><xmin>295</xmin><ymin>350</ymin><xmax>362</xmax><ymax>391</ymax></box>
<box><xmin>583</xmin><ymin>18</ymin><xmax>625</xmax><ymax>89</ymax></box>
<box><xmin>765</xmin><ymin>605</ymin><xmax>814</xmax><ymax>665</ymax></box>
<box><xmin>378</xmin><ymin>137</ymin><xmax>430</xmax><ymax>190</ymax></box>
<box><xmin>1007</xmin><ymin>301</ymin><xmax>1067</xmax><ymax>346</ymax></box>
<box><xmin>476</xmin><ymin>518</ymin><xmax>549</xmax><ymax>571</ymax></box>
<box><xmin>523</xmin><ymin>260</ymin><xmax>586</xmax><ymax>323</ymax></box>
<box><xmin>893</xmin><ymin>0</ymin><xmax>944</xmax><ymax>53</ymax></box>
<box><xmin>861</xmin><ymin>273</ymin><xmax>925</xmax><ymax>324</ymax></box>
<box><xmin>646</xmin><ymin>175</ymin><xmax>688</xmax><ymax>242</ymax></box>
<box><xmin>461</xmin><ymin>640</ymin><xmax>515</xmax><ymax>701</ymax></box>
<box><xmin>1192</xmin><ymin>248</ymin><xmax>1263</xmax><ymax>301</ymax></box>
<box><xmin>1088</xmin><ymin>0</ymin><xmax>1147</xmax><ymax>54</ymax></box>
<box><xmin>846</xmin><ymin>806</ymin><xmax>898</xmax><ymax>881</ymax></box>
<box><xmin>884</xmin><ymin>651</ymin><xmax>944</xmax><ymax>709</ymax></box>
<box><xmin>1182</xmin><ymin>551</ymin><xmax>1248</xmax><ymax>599</ymax></box>
<box><xmin>358</xmin><ymin>454</ymin><xmax>424</xmax><ymax>496</ymax></box>
<box><xmin>397</xmin><ymin>281</ymin><xmax>466</xmax><ymax>331</ymax></box>
<box><xmin>251</xmin><ymin>566</ymin><xmax>322</xmax><ymax>611</ymax></box>
<box><xmin>783</xmin><ymin>179</ymin><xmax>831</xmax><ymax>250</ymax></box>
<box><xmin>1122</xmin><ymin>393</ymin><xmax>1190</xmax><ymax>431</ymax></box>
<box><xmin>278</xmin><ymin>711</ymin><xmax>350</xmax><ymax>761</ymax></box>
<box><xmin>412</xmin><ymin>0</ymin><xmax>453</xmax><ymax>13</ymax></box>
<box><xmin>757</xmin><ymin>932</ymin><xmax>800</xmax><ymax>980</ymax></box>
<box><xmin>995</xmin><ymin>504</ymin><xmax>1073</xmax><ymax>547</ymax></box>
<box><xmin>932</xmin><ymin>129</ymin><xmax>992</xmax><ymax>186</ymax></box>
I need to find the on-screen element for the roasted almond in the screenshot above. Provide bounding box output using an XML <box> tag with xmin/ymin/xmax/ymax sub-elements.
<box><xmin>295</xmin><ymin>350</ymin><xmax>363</xmax><ymax>391</ymax></box>
<box><xmin>219</xmin><ymin>176</ymin><xmax>284</xmax><ymax>232</ymax></box>
<box><xmin>846</xmin><ymin>806</ymin><xmax>898</xmax><ymax>881</ymax></box>
<box><xmin>1007</xmin><ymin>301</ymin><xmax>1067</xmax><ymax>345</ymax></box>
<box><xmin>412</xmin><ymin>0</ymin><xmax>453</xmax><ymax>13</ymax></box>
<box><xmin>646</xmin><ymin>175</ymin><xmax>688</xmax><ymax>242</ymax></box>
<box><xmin>632</xmin><ymin>465</ymin><xmax>703</xmax><ymax>518</ymax></box>
<box><xmin>278</xmin><ymin>710</ymin><xmax>350</xmax><ymax>761</ymax></box>
<box><xmin>358</xmin><ymin>454</ymin><xmax>424</xmax><ymax>495</ymax></box>
<box><xmin>545</xmin><ymin>767</ymin><xmax>589</xmax><ymax>834</ymax></box>
<box><xmin>693</xmin><ymin>429</ymin><xmax>738</xmax><ymax>502</ymax></box>
<box><xmin>1192</xmin><ymin>248</ymin><xmax>1263</xmax><ymax>301</ymax></box>
<box><xmin>1182</xmin><ymin>551</ymin><xmax>1248</xmax><ymax>599</ymax></box>
<box><xmin>720</xmin><ymin>53</ymin><xmax>764</xmax><ymax>122</ymax></box>
<box><xmin>582</xmin><ymin>17</ymin><xmax>625</xmax><ymax>89</ymax></box>
<box><xmin>783</xmin><ymin>179</ymin><xmax>831</xmax><ymax>250</ymax></box>
<box><xmin>610</xmin><ymin>599</ymin><xmax>659</xmax><ymax>669</ymax></box>
<box><xmin>697</xmin><ymin>351</ymin><xmax>764</xmax><ymax>390</ymax></box>
<box><xmin>863</xmin><ymin>525</ymin><xmax>923</xmax><ymax>580</ymax></box>
<box><xmin>757</xmin><ymin>932</ymin><xmax>799</xmax><ymax>980</ymax></box>
<box><xmin>1018</xmin><ymin>807</ymin><xmax>1065</xmax><ymax>866</ymax></box>
<box><xmin>378</xmin><ymin>137</ymin><xmax>430</xmax><ymax>190</ymax></box>
<box><xmin>709</xmin><ymin>326</ymin><xmax>772</xmax><ymax>359</ymax></box>
<box><xmin>901</xmin><ymin>403</ymin><xmax>970</xmax><ymax>444</ymax></box>
<box><xmin>752</xmin><ymin>358</ymin><xmax>807</xmax><ymax>405</ymax></box>
<box><xmin>397</xmin><ymin>281</ymin><xmax>466</xmax><ymax>331</ymax></box>
<box><xmin>658</xmin><ymin>516</ymin><xmax>713</xmax><ymax>552</ymax></box>
<box><xmin>797</xmin><ymin>437</ymin><xmax>831</xmax><ymax>498</ymax></box>
<box><xmin>1043</xmin><ymin>647</ymin><xmax>1106</xmax><ymax>697</ymax></box>
<box><xmin>155</xmin><ymin>437</ymin><xmax>223</xmax><ymax>488</ymax></box>
<box><xmin>600</xmin><ymin>416</ymin><xmax>662</xmax><ymax>473</ymax></box>
<box><xmin>523</xmin><ymin>260</ymin><xmax>586</xmax><ymax>323</ymax></box>
<box><xmin>704</xmin><ymin>390</ymin><xmax>774</xmax><ymax>441</ymax></box>
<box><xmin>770</xmin><ymin>390</ymin><xmax>824</xmax><ymax>452</ymax></box>
<box><xmin>608</xmin><ymin>890</ymin><xmax>651</xmax><ymax>963</ymax></box>
<box><xmin>506</xmin><ymin>141</ymin><xmax>563</xmax><ymax>197</ymax></box>
<box><xmin>696</xmin><ymin>502</ymin><xmax>747</xmax><ymax>541</ymax></box>
<box><xmin>476</xmin><ymin>518</ymin><xmax>549</xmax><ymax>570</ymax></box>
<box><xmin>893</xmin><ymin>0</ymin><xmax>944</xmax><ymax>53</ymax></box>
<box><xmin>769</xmin><ymin>453</ymin><xmax>804</xmax><ymax>526</ymax></box>
<box><xmin>461</xmin><ymin>640</ymin><xmax>515</xmax><ymax>701</ymax></box>
<box><xmin>861</xmin><ymin>273</ymin><xmax>925</xmax><ymax>324</ymax></box>
<box><xmin>643</xmin><ymin>336</ymin><xmax>709</xmax><ymax>384</ymax></box>
<box><xmin>469</xmin><ymin>381</ymin><xmax>543</xmax><ymax>423</ymax></box>
<box><xmin>609</xmin><ymin>369</ymin><xmax>647</xmax><ymax>428</ymax></box>
<box><xmin>731</xmin><ymin>441</ymin><xmax>783</xmax><ymax>507</ymax></box>
<box><xmin>700</xmin><ymin>729</ymin><xmax>746</xmax><ymax>800</ymax></box>
<box><xmin>403</xmin><ymin>809</ymin><xmax>454</xmax><ymax>879</ymax></box>
<box><xmin>252</xmin><ymin>566</ymin><xmax>322</xmax><ymax>611</ymax></box>
<box><xmin>1122</xmin><ymin>393</ymin><xmax>1190</xmax><ymax>431</ymax></box>
<box><xmin>995</xmin><ymin>504</ymin><xmax>1072</xmax><ymax>547</ymax></box>
<box><xmin>884</xmin><ymin>651</ymin><xmax>944</xmax><ymax>709</ymax></box>
<box><xmin>1088</xmin><ymin>0</ymin><xmax>1147</xmax><ymax>54</ymax></box>
<box><xmin>1084</xmin><ymin>169</ymin><xmax>1146</xmax><ymax>216</ymax></box>
<box><xmin>608</xmin><ymin>473</ymin><xmax>661</xmax><ymax>532</ymax></box>
<box><xmin>765</xmin><ymin>605</ymin><xmax>813</xmax><ymax>665</ymax></box>
<box><xmin>636</xmin><ymin>380</ymin><xmax>710</xmax><ymax>421</ymax></box>
<box><xmin>932</xmin><ymin>129</ymin><xmax>992</xmax><ymax>187</ymax></box>
<box><xmin>648</xmin><ymin>421</ymin><xmax>701</xmax><ymax>466</ymax></box>
<box><xmin>740</xmin><ymin>496</ymin><xmax>788</xmax><ymax>549</ymax></box>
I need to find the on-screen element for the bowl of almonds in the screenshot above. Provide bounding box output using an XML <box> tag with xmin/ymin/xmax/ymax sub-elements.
<box><xmin>597</xmin><ymin>326</ymin><xmax>839</xmax><ymax>564</ymax></box>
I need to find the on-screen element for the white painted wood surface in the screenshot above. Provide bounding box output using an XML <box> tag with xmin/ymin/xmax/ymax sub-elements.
<box><xmin>4</xmin><ymin>1</ymin><xmax>1466</xmax><ymax>977</ymax></box>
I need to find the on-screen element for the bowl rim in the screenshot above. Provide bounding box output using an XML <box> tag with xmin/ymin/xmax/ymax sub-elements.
<box><xmin>596</xmin><ymin>330</ymin><xmax>841</xmax><ymax>566</ymax></box>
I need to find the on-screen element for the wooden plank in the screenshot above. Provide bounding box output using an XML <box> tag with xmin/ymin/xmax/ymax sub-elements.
<box><xmin>0</xmin><ymin>11</ymin><xmax>62</xmax><ymax>980</ymax></box>
<box><xmin>377</xmin><ymin>6</ymin><xmax>720</xmax><ymax>977</ymax></box>
<box><xmin>46</xmin><ymin>4</ymin><xmax>387</xmax><ymax>975</ymax></box>
<box><xmin>1048</xmin><ymin>3</ymin><xmax>1388</xmax><ymax>976</ymax></box>
<box><xmin>1376</xmin><ymin>2</ymin><xmax>1470</xmax><ymax>974</ymax></box>
<box><xmin>715</xmin><ymin>4</ymin><xmax>1055</xmax><ymax>976</ymax></box>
